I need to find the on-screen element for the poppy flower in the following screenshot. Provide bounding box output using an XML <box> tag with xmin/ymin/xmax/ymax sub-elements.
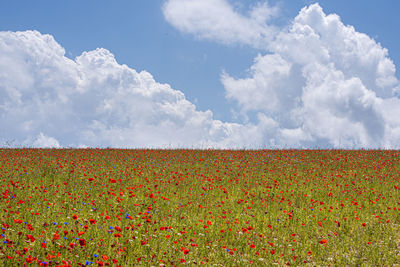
<box><xmin>78</xmin><ymin>238</ymin><xmax>86</xmax><ymax>246</ymax></box>
<box><xmin>26</xmin><ymin>234</ymin><xmax>35</xmax><ymax>242</ymax></box>
<box><xmin>53</xmin><ymin>233</ymin><xmax>60</xmax><ymax>241</ymax></box>
<box><xmin>78</xmin><ymin>231</ymin><xmax>85</xmax><ymax>236</ymax></box>
<box><xmin>26</xmin><ymin>257</ymin><xmax>35</xmax><ymax>263</ymax></box>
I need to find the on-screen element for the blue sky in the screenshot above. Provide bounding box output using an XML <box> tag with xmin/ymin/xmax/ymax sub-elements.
<box><xmin>2</xmin><ymin>0</ymin><xmax>399</xmax><ymax>121</ymax></box>
<box><xmin>1</xmin><ymin>0</ymin><xmax>400</xmax><ymax>148</ymax></box>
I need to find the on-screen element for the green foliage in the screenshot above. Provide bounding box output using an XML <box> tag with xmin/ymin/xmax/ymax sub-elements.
<box><xmin>0</xmin><ymin>148</ymin><xmax>399</xmax><ymax>265</ymax></box>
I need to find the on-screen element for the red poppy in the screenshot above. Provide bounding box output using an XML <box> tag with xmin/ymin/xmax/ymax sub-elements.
<box><xmin>26</xmin><ymin>256</ymin><xmax>35</xmax><ymax>263</ymax></box>
<box><xmin>78</xmin><ymin>238</ymin><xmax>85</xmax><ymax>246</ymax></box>
<box><xmin>26</xmin><ymin>234</ymin><xmax>35</xmax><ymax>242</ymax></box>
<box><xmin>53</xmin><ymin>232</ymin><xmax>60</xmax><ymax>241</ymax></box>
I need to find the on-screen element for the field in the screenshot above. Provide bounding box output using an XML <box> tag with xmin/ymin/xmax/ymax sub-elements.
<box><xmin>1</xmin><ymin>148</ymin><xmax>400</xmax><ymax>266</ymax></box>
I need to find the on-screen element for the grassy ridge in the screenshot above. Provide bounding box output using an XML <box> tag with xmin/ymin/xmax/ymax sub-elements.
<box><xmin>1</xmin><ymin>149</ymin><xmax>400</xmax><ymax>266</ymax></box>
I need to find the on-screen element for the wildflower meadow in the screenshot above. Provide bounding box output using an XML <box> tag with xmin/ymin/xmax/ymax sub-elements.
<box><xmin>1</xmin><ymin>148</ymin><xmax>400</xmax><ymax>266</ymax></box>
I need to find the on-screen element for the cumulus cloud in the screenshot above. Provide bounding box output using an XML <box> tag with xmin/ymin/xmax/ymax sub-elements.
<box><xmin>0</xmin><ymin>30</ymin><xmax>263</xmax><ymax>148</ymax></box>
<box><xmin>32</xmin><ymin>133</ymin><xmax>61</xmax><ymax>148</ymax></box>
<box><xmin>2</xmin><ymin>3</ymin><xmax>400</xmax><ymax>149</ymax></box>
<box><xmin>162</xmin><ymin>0</ymin><xmax>279</xmax><ymax>48</ymax></box>
<box><xmin>220</xmin><ymin>3</ymin><xmax>400</xmax><ymax>148</ymax></box>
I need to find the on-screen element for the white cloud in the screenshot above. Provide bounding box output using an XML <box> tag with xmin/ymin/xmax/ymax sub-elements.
<box><xmin>2</xmin><ymin>3</ymin><xmax>400</xmax><ymax>149</ymax></box>
<box><xmin>273</xmin><ymin>4</ymin><xmax>398</xmax><ymax>97</ymax></box>
<box><xmin>221</xmin><ymin>3</ymin><xmax>400</xmax><ymax>148</ymax></box>
<box><xmin>162</xmin><ymin>0</ymin><xmax>278</xmax><ymax>49</ymax></box>
<box><xmin>0</xmin><ymin>30</ymin><xmax>260</xmax><ymax>148</ymax></box>
<box><xmin>32</xmin><ymin>133</ymin><xmax>61</xmax><ymax>148</ymax></box>
<box><xmin>222</xmin><ymin>53</ymin><xmax>302</xmax><ymax>116</ymax></box>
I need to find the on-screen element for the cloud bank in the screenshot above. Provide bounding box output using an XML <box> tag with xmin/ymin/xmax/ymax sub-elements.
<box><xmin>166</xmin><ymin>1</ymin><xmax>400</xmax><ymax>148</ymax></box>
<box><xmin>1</xmin><ymin>2</ymin><xmax>400</xmax><ymax>148</ymax></box>
<box><xmin>0</xmin><ymin>30</ymin><xmax>260</xmax><ymax>148</ymax></box>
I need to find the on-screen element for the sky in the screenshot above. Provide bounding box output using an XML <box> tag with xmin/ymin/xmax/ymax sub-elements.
<box><xmin>1</xmin><ymin>0</ymin><xmax>400</xmax><ymax>149</ymax></box>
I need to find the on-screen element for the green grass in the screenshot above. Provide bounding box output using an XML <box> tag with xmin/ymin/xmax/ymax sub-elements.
<box><xmin>0</xmin><ymin>148</ymin><xmax>400</xmax><ymax>266</ymax></box>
